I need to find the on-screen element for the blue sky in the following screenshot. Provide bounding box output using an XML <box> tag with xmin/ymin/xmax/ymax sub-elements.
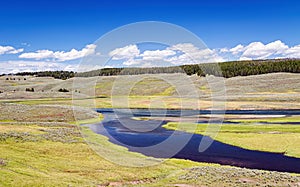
<box><xmin>1</xmin><ymin>0</ymin><xmax>300</xmax><ymax>73</ymax></box>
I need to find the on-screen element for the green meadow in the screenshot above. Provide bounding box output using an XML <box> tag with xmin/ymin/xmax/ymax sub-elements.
<box><xmin>163</xmin><ymin>115</ymin><xmax>300</xmax><ymax>158</ymax></box>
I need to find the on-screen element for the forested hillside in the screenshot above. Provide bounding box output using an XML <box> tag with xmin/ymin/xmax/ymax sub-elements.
<box><xmin>4</xmin><ymin>58</ymin><xmax>300</xmax><ymax>79</ymax></box>
<box><xmin>14</xmin><ymin>71</ymin><xmax>75</xmax><ymax>80</ymax></box>
<box><xmin>219</xmin><ymin>59</ymin><xmax>300</xmax><ymax>78</ymax></box>
<box><xmin>77</xmin><ymin>58</ymin><xmax>300</xmax><ymax>78</ymax></box>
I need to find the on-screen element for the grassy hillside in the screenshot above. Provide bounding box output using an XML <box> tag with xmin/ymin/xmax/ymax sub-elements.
<box><xmin>1</xmin><ymin>73</ymin><xmax>300</xmax><ymax>110</ymax></box>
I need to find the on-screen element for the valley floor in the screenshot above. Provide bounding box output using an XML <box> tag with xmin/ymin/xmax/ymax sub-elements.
<box><xmin>1</xmin><ymin>73</ymin><xmax>300</xmax><ymax>186</ymax></box>
<box><xmin>0</xmin><ymin>104</ymin><xmax>300</xmax><ymax>186</ymax></box>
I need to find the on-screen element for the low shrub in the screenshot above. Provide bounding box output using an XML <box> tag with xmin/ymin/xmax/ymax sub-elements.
<box><xmin>25</xmin><ymin>88</ymin><xmax>35</xmax><ymax>92</ymax></box>
<box><xmin>58</xmin><ymin>88</ymin><xmax>69</xmax><ymax>92</ymax></box>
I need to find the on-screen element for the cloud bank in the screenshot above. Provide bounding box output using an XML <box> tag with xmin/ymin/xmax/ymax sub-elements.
<box><xmin>19</xmin><ymin>44</ymin><xmax>96</xmax><ymax>61</ymax></box>
<box><xmin>0</xmin><ymin>60</ymin><xmax>74</xmax><ymax>74</ymax></box>
<box><xmin>108</xmin><ymin>43</ymin><xmax>224</xmax><ymax>67</ymax></box>
<box><xmin>1</xmin><ymin>40</ymin><xmax>300</xmax><ymax>74</ymax></box>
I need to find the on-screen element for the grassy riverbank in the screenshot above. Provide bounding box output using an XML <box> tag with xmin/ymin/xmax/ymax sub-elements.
<box><xmin>163</xmin><ymin>116</ymin><xmax>300</xmax><ymax>158</ymax></box>
<box><xmin>1</xmin><ymin>103</ymin><xmax>300</xmax><ymax>186</ymax></box>
<box><xmin>0</xmin><ymin>103</ymin><xmax>201</xmax><ymax>186</ymax></box>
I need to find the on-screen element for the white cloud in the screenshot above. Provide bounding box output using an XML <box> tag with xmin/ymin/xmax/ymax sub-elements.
<box><xmin>284</xmin><ymin>44</ymin><xmax>300</xmax><ymax>58</ymax></box>
<box><xmin>167</xmin><ymin>43</ymin><xmax>225</xmax><ymax>64</ymax></box>
<box><xmin>123</xmin><ymin>58</ymin><xmax>142</xmax><ymax>66</ymax></box>
<box><xmin>229</xmin><ymin>44</ymin><xmax>245</xmax><ymax>55</ymax></box>
<box><xmin>19</xmin><ymin>44</ymin><xmax>96</xmax><ymax>61</ymax></box>
<box><xmin>108</xmin><ymin>43</ymin><xmax>224</xmax><ymax>67</ymax></box>
<box><xmin>63</xmin><ymin>64</ymin><xmax>79</xmax><ymax>72</ymax></box>
<box><xmin>109</xmin><ymin>44</ymin><xmax>140</xmax><ymax>60</ymax></box>
<box><xmin>19</xmin><ymin>49</ymin><xmax>53</xmax><ymax>60</ymax></box>
<box><xmin>219</xmin><ymin>48</ymin><xmax>229</xmax><ymax>53</ymax></box>
<box><xmin>5</xmin><ymin>40</ymin><xmax>300</xmax><ymax>75</ymax></box>
<box><xmin>220</xmin><ymin>40</ymin><xmax>296</xmax><ymax>60</ymax></box>
<box><xmin>140</xmin><ymin>49</ymin><xmax>176</xmax><ymax>61</ymax></box>
<box><xmin>76</xmin><ymin>63</ymin><xmax>118</xmax><ymax>72</ymax></box>
<box><xmin>240</xmin><ymin>40</ymin><xmax>288</xmax><ymax>60</ymax></box>
<box><xmin>0</xmin><ymin>60</ymin><xmax>68</xmax><ymax>74</ymax></box>
<box><xmin>0</xmin><ymin>46</ymin><xmax>24</xmax><ymax>55</ymax></box>
<box><xmin>168</xmin><ymin>43</ymin><xmax>202</xmax><ymax>56</ymax></box>
<box><xmin>239</xmin><ymin>56</ymin><xmax>253</xmax><ymax>61</ymax></box>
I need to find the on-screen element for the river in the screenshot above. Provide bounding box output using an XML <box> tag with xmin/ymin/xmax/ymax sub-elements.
<box><xmin>86</xmin><ymin>108</ymin><xmax>300</xmax><ymax>173</ymax></box>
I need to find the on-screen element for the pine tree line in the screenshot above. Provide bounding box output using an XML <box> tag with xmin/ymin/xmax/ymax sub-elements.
<box><xmin>3</xmin><ymin>58</ymin><xmax>299</xmax><ymax>79</ymax></box>
<box><xmin>76</xmin><ymin>59</ymin><xmax>300</xmax><ymax>78</ymax></box>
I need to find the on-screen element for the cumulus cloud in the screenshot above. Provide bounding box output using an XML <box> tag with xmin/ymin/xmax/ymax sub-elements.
<box><xmin>3</xmin><ymin>40</ymin><xmax>300</xmax><ymax>74</ymax></box>
<box><xmin>109</xmin><ymin>44</ymin><xmax>140</xmax><ymax>60</ymax></box>
<box><xmin>108</xmin><ymin>43</ymin><xmax>224</xmax><ymax>66</ymax></box>
<box><xmin>140</xmin><ymin>49</ymin><xmax>176</xmax><ymax>61</ymax></box>
<box><xmin>168</xmin><ymin>43</ymin><xmax>224</xmax><ymax>64</ymax></box>
<box><xmin>109</xmin><ymin>41</ymin><xmax>300</xmax><ymax>66</ymax></box>
<box><xmin>220</xmin><ymin>40</ymin><xmax>298</xmax><ymax>60</ymax></box>
<box><xmin>241</xmin><ymin>40</ymin><xmax>288</xmax><ymax>60</ymax></box>
<box><xmin>284</xmin><ymin>44</ymin><xmax>300</xmax><ymax>58</ymax></box>
<box><xmin>0</xmin><ymin>46</ymin><xmax>24</xmax><ymax>55</ymax></box>
<box><xmin>19</xmin><ymin>44</ymin><xmax>96</xmax><ymax>61</ymax></box>
<box><xmin>230</xmin><ymin>44</ymin><xmax>245</xmax><ymax>55</ymax></box>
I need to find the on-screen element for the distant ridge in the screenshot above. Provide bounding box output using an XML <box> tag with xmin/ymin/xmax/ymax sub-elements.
<box><xmin>3</xmin><ymin>58</ymin><xmax>300</xmax><ymax>79</ymax></box>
